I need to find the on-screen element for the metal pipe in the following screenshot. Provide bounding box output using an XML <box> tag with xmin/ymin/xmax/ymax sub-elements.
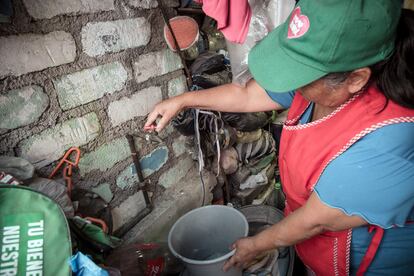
<box><xmin>126</xmin><ymin>134</ymin><xmax>152</xmax><ymax>207</ymax></box>
<box><xmin>113</xmin><ymin>135</ymin><xmax>155</xmax><ymax>237</ymax></box>
<box><xmin>157</xmin><ymin>0</ymin><xmax>193</xmax><ymax>89</ymax></box>
<box><xmin>177</xmin><ymin>8</ymin><xmax>204</xmax><ymax>14</ymax></box>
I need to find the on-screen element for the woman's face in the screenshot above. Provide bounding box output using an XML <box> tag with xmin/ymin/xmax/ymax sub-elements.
<box><xmin>297</xmin><ymin>78</ymin><xmax>353</xmax><ymax>108</ymax></box>
<box><xmin>297</xmin><ymin>68</ymin><xmax>372</xmax><ymax>107</ymax></box>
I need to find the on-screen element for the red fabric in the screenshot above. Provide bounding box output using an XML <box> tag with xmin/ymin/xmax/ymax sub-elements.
<box><xmin>356</xmin><ymin>226</ymin><xmax>384</xmax><ymax>276</ymax></box>
<box><xmin>195</xmin><ymin>0</ymin><xmax>251</xmax><ymax>44</ymax></box>
<box><xmin>279</xmin><ymin>86</ymin><xmax>414</xmax><ymax>275</ymax></box>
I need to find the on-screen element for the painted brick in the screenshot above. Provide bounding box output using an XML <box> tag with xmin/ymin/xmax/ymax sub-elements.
<box><xmin>117</xmin><ymin>146</ymin><xmax>169</xmax><ymax>189</ymax></box>
<box><xmin>0</xmin><ymin>31</ymin><xmax>76</xmax><ymax>77</ymax></box>
<box><xmin>54</xmin><ymin>62</ymin><xmax>127</xmax><ymax>110</ymax></box>
<box><xmin>78</xmin><ymin>138</ymin><xmax>130</xmax><ymax>177</ymax></box>
<box><xmin>23</xmin><ymin>0</ymin><xmax>115</xmax><ymax>19</ymax></box>
<box><xmin>0</xmin><ymin>85</ymin><xmax>48</xmax><ymax>130</ymax></box>
<box><xmin>133</xmin><ymin>50</ymin><xmax>183</xmax><ymax>83</ymax></box>
<box><xmin>112</xmin><ymin>191</ymin><xmax>146</xmax><ymax>231</ymax></box>
<box><xmin>91</xmin><ymin>183</ymin><xmax>113</xmax><ymax>203</ymax></box>
<box><xmin>108</xmin><ymin>86</ymin><xmax>162</xmax><ymax>126</ymax></box>
<box><xmin>20</xmin><ymin>113</ymin><xmax>100</xmax><ymax>168</ymax></box>
<box><xmin>81</xmin><ymin>18</ymin><xmax>150</xmax><ymax>57</ymax></box>
<box><xmin>159</xmin><ymin>156</ymin><xmax>194</xmax><ymax>189</ymax></box>
<box><xmin>168</xmin><ymin>75</ymin><xmax>187</xmax><ymax>98</ymax></box>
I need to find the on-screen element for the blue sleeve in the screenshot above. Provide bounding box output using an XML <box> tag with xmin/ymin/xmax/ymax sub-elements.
<box><xmin>265</xmin><ymin>90</ymin><xmax>295</xmax><ymax>109</ymax></box>
<box><xmin>314</xmin><ymin>123</ymin><xmax>414</xmax><ymax>229</ymax></box>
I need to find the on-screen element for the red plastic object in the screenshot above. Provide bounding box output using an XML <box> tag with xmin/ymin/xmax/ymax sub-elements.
<box><xmin>84</xmin><ymin>217</ymin><xmax>109</xmax><ymax>234</ymax></box>
<box><xmin>48</xmin><ymin>147</ymin><xmax>81</xmax><ymax>198</ymax></box>
<box><xmin>164</xmin><ymin>16</ymin><xmax>199</xmax><ymax>51</ymax></box>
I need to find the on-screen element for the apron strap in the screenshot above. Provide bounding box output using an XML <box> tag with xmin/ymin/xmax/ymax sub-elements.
<box><xmin>356</xmin><ymin>225</ymin><xmax>384</xmax><ymax>276</ymax></box>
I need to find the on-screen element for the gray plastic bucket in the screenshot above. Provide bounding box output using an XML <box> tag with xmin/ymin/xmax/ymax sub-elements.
<box><xmin>168</xmin><ymin>205</ymin><xmax>249</xmax><ymax>276</ymax></box>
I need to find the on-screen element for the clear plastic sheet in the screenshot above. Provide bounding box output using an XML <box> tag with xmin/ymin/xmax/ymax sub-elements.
<box><xmin>227</xmin><ymin>0</ymin><xmax>296</xmax><ymax>87</ymax></box>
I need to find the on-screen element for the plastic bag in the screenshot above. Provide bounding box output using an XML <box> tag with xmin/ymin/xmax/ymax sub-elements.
<box><xmin>190</xmin><ymin>52</ymin><xmax>226</xmax><ymax>76</ymax></box>
<box><xmin>0</xmin><ymin>156</ymin><xmax>34</xmax><ymax>181</ymax></box>
<box><xmin>28</xmin><ymin>177</ymin><xmax>75</xmax><ymax>217</ymax></box>
<box><xmin>221</xmin><ymin>112</ymin><xmax>272</xmax><ymax>132</ymax></box>
<box><xmin>70</xmin><ymin>252</ymin><xmax>109</xmax><ymax>276</ymax></box>
<box><xmin>227</xmin><ymin>0</ymin><xmax>295</xmax><ymax>86</ymax></box>
<box><xmin>105</xmin><ymin>243</ymin><xmax>184</xmax><ymax>276</ymax></box>
<box><xmin>69</xmin><ymin>216</ymin><xmax>121</xmax><ymax>263</ymax></box>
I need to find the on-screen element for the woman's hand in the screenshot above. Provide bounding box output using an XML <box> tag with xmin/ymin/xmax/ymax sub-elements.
<box><xmin>144</xmin><ymin>96</ymin><xmax>185</xmax><ymax>132</ymax></box>
<box><xmin>223</xmin><ymin>237</ymin><xmax>260</xmax><ymax>272</ymax></box>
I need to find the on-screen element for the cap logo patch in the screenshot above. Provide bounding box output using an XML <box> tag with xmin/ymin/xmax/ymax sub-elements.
<box><xmin>288</xmin><ymin>7</ymin><xmax>310</xmax><ymax>39</ymax></box>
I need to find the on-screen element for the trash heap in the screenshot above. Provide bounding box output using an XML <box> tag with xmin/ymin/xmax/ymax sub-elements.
<box><xmin>173</xmin><ymin>99</ymin><xmax>279</xmax><ymax>207</ymax></box>
<box><xmin>165</xmin><ymin>2</ymin><xmax>286</xmax><ymax>208</ymax></box>
<box><xmin>0</xmin><ymin>155</ymin><xmax>122</xmax><ymax>275</ymax></box>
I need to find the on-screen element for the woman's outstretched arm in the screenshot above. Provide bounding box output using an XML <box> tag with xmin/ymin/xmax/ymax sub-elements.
<box><xmin>145</xmin><ymin>79</ymin><xmax>283</xmax><ymax>132</ymax></box>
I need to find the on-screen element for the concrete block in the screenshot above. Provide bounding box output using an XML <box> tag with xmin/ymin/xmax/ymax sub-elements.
<box><xmin>122</xmin><ymin>166</ymin><xmax>212</xmax><ymax>243</ymax></box>
<box><xmin>172</xmin><ymin>135</ymin><xmax>188</xmax><ymax>157</ymax></box>
<box><xmin>0</xmin><ymin>31</ymin><xmax>76</xmax><ymax>77</ymax></box>
<box><xmin>23</xmin><ymin>0</ymin><xmax>115</xmax><ymax>19</ymax></box>
<box><xmin>78</xmin><ymin>138</ymin><xmax>130</xmax><ymax>177</ymax></box>
<box><xmin>165</xmin><ymin>0</ymin><xmax>180</xmax><ymax>7</ymax></box>
<box><xmin>127</xmin><ymin>0</ymin><xmax>179</xmax><ymax>8</ymax></box>
<box><xmin>54</xmin><ymin>62</ymin><xmax>127</xmax><ymax>110</ymax></box>
<box><xmin>112</xmin><ymin>191</ymin><xmax>147</xmax><ymax>231</ymax></box>
<box><xmin>116</xmin><ymin>146</ymin><xmax>169</xmax><ymax>189</ymax></box>
<box><xmin>81</xmin><ymin>18</ymin><xmax>150</xmax><ymax>57</ymax></box>
<box><xmin>158</xmin><ymin>155</ymin><xmax>195</xmax><ymax>189</ymax></box>
<box><xmin>158</xmin><ymin>123</ymin><xmax>176</xmax><ymax>139</ymax></box>
<box><xmin>20</xmin><ymin>113</ymin><xmax>100</xmax><ymax>168</ymax></box>
<box><xmin>0</xmin><ymin>85</ymin><xmax>48</xmax><ymax>130</ymax></box>
<box><xmin>168</xmin><ymin>75</ymin><xmax>187</xmax><ymax>98</ymax></box>
<box><xmin>91</xmin><ymin>183</ymin><xmax>113</xmax><ymax>203</ymax></box>
<box><xmin>133</xmin><ymin>49</ymin><xmax>183</xmax><ymax>83</ymax></box>
<box><xmin>108</xmin><ymin>86</ymin><xmax>162</xmax><ymax>126</ymax></box>
<box><xmin>128</xmin><ymin>0</ymin><xmax>157</xmax><ymax>9</ymax></box>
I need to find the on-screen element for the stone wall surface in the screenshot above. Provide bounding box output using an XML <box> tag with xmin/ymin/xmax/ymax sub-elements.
<box><xmin>0</xmin><ymin>31</ymin><xmax>76</xmax><ymax>77</ymax></box>
<box><xmin>0</xmin><ymin>0</ymin><xmax>204</xmax><ymax>242</ymax></box>
<box><xmin>81</xmin><ymin>17</ymin><xmax>151</xmax><ymax>57</ymax></box>
<box><xmin>23</xmin><ymin>0</ymin><xmax>116</xmax><ymax>19</ymax></box>
<box><xmin>54</xmin><ymin>62</ymin><xmax>128</xmax><ymax>110</ymax></box>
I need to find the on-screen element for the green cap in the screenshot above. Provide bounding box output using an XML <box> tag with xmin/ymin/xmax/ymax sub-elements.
<box><xmin>248</xmin><ymin>0</ymin><xmax>401</xmax><ymax>92</ymax></box>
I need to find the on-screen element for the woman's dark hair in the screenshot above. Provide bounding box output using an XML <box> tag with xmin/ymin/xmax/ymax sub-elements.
<box><xmin>323</xmin><ymin>9</ymin><xmax>414</xmax><ymax>109</ymax></box>
<box><xmin>370</xmin><ymin>8</ymin><xmax>414</xmax><ymax>109</ymax></box>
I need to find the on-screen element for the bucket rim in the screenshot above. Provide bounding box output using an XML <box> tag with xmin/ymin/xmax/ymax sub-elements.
<box><xmin>168</xmin><ymin>205</ymin><xmax>249</xmax><ymax>265</ymax></box>
<box><xmin>163</xmin><ymin>15</ymin><xmax>200</xmax><ymax>51</ymax></box>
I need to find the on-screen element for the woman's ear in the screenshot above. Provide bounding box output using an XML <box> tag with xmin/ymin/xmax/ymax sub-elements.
<box><xmin>346</xmin><ymin>67</ymin><xmax>371</xmax><ymax>93</ymax></box>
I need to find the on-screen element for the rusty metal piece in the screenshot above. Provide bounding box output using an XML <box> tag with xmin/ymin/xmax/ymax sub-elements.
<box><xmin>126</xmin><ymin>134</ymin><xmax>152</xmax><ymax>207</ymax></box>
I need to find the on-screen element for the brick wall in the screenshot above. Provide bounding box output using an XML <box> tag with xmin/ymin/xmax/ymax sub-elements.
<box><xmin>0</xmin><ymin>0</ymin><xmax>202</xmax><ymax>239</ymax></box>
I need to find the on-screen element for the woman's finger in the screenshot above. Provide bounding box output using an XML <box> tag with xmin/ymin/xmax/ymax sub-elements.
<box><xmin>145</xmin><ymin>110</ymin><xmax>160</xmax><ymax>128</ymax></box>
<box><xmin>223</xmin><ymin>256</ymin><xmax>237</xmax><ymax>272</ymax></box>
<box><xmin>155</xmin><ymin>113</ymin><xmax>172</xmax><ymax>132</ymax></box>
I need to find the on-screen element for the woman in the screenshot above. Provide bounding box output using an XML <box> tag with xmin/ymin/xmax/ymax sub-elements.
<box><xmin>146</xmin><ymin>1</ymin><xmax>414</xmax><ymax>275</ymax></box>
